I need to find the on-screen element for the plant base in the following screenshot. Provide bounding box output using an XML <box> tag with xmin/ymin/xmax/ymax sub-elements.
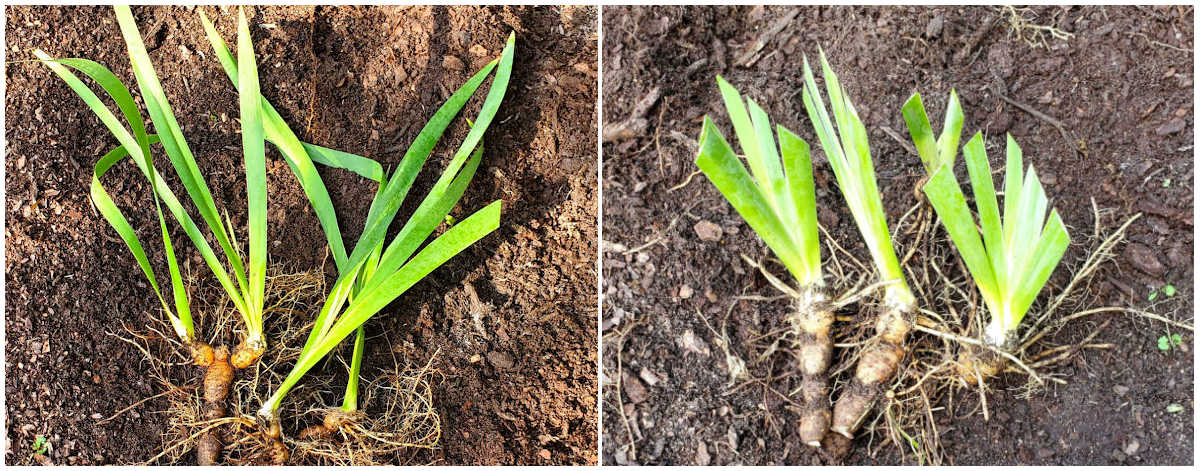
<box><xmin>785</xmin><ymin>288</ymin><xmax>834</xmax><ymax>447</ymax></box>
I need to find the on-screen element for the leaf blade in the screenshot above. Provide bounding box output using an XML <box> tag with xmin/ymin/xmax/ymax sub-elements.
<box><xmin>237</xmin><ymin>7</ymin><xmax>267</xmax><ymax>329</ymax></box>
<box><xmin>695</xmin><ymin>117</ymin><xmax>806</xmax><ymax>281</ymax></box>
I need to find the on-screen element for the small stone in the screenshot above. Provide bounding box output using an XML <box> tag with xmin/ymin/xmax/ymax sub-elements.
<box><xmin>90</xmin><ymin>412</ymin><xmax>103</xmax><ymax>420</ymax></box>
<box><xmin>538</xmin><ymin>449</ymin><xmax>552</xmax><ymax>460</ymax></box>
<box><xmin>695</xmin><ymin>441</ymin><xmax>711</xmax><ymax>466</ymax></box>
<box><xmin>614</xmin><ymin>448</ymin><xmax>630</xmax><ymax>465</ymax></box>
<box><xmin>1111</xmin><ymin>449</ymin><xmax>1127</xmax><ymax>462</ymax></box>
<box><xmin>679</xmin><ymin>285</ymin><xmax>694</xmax><ymax>299</ymax></box>
<box><xmin>623</xmin><ymin>373</ymin><xmax>649</xmax><ymax>404</ymax></box>
<box><xmin>469</xmin><ymin>44</ymin><xmax>489</xmax><ymax>57</ymax></box>
<box><xmin>469</xmin><ymin>353</ymin><xmax>482</xmax><ymax>363</ymax></box>
<box><xmin>1147</xmin><ymin>217</ymin><xmax>1171</xmax><ymax>235</ymax></box>
<box><xmin>1113</xmin><ymin>385</ymin><xmax>1130</xmax><ymax>396</ymax></box>
<box><xmin>1036</xmin><ymin>447</ymin><xmax>1056</xmax><ymax>459</ymax></box>
<box><xmin>1124</xmin><ymin>243</ymin><xmax>1165</xmax><ymax>275</ymax></box>
<box><xmin>1124</xmin><ymin>439</ymin><xmax>1140</xmax><ymax>456</ymax></box>
<box><xmin>694</xmin><ymin>221</ymin><xmax>723</xmax><ymax>241</ymax></box>
<box><xmin>638</xmin><ymin>367</ymin><xmax>661</xmax><ymax>387</ymax></box>
<box><xmin>602</xmin><ymin>307</ymin><xmax>627</xmax><ymax>331</ymax></box>
<box><xmin>487</xmin><ymin>351</ymin><xmax>515</xmax><ymax>369</ymax></box>
<box><xmin>680</xmin><ymin>329</ymin><xmax>711</xmax><ymax>356</ymax></box>
<box><xmin>1155</xmin><ymin>118</ymin><xmax>1186</xmax><ymax>135</ymax></box>
<box><xmin>1040</xmin><ymin>171</ymin><xmax>1057</xmax><ymax>186</ymax></box>
<box><xmin>925</xmin><ymin>13</ymin><xmax>944</xmax><ymax>38</ymax></box>
<box><xmin>442</xmin><ymin>55</ymin><xmax>465</xmax><ymax>71</ymax></box>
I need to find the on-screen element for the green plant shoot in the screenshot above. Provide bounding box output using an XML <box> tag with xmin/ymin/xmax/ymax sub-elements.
<box><xmin>921</xmin><ymin>132</ymin><xmax>1070</xmax><ymax>347</ymax></box>
<box><xmin>256</xmin><ymin>32</ymin><xmax>516</xmax><ymax>429</ymax></box>
<box><xmin>800</xmin><ymin>51</ymin><xmax>914</xmax><ymax>311</ymax></box>
<box><xmin>801</xmin><ymin>50</ymin><xmax>920</xmax><ymax>438</ymax></box>
<box><xmin>37</xmin><ymin>5</ymin><xmax>382</xmax><ymax>368</ymax></box>
<box><xmin>695</xmin><ymin>77</ymin><xmax>822</xmax><ymax>288</ymax></box>
<box><xmin>695</xmin><ymin>77</ymin><xmax>834</xmax><ymax>446</ymax></box>
<box><xmin>901</xmin><ymin>90</ymin><xmax>964</xmax><ymax>174</ymax></box>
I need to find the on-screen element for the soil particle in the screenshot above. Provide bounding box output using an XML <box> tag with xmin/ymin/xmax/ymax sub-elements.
<box><xmin>679</xmin><ymin>330</ymin><xmax>711</xmax><ymax>357</ymax></box>
<box><xmin>693</xmin><ymin>220</ymin><xmax>723</xmax><ymax>241</ymax></box>
<box><xmin>987</xmin><ymin>43</ymin><xmax>1015</xmax><ymax>79</ymax></box>
<box><xmin>638</xmin><ymin>367</ymin><xmax>661</xmax><ymax>387</ymax></box>
<box><xmin>486</xmin><ymin>351</ymin><xmax>515</xmax><ymax>370</ymax></box>
<box><xmin>1125</xmin><ymin>242</ymin><xmax>1166</xmax><ymax>275</ymax></box>
<box><xmin>1155</xmin><ymin>117</ymin><xmax>1187</xmax><ymax>135</ymax></box>
<box><xmin>442</xmin><ymin>54</ymin><xmax>465</xmax><ymax>72</ymax></box>
<box><xmin>622</xmin><ymin>373</ymin><xmax>650</xmax><ymax>404</ymax></box>
<box><xmin>925</xmin><ymin>13</ymin><xmax>944</xmax><ymax>38</ymax></box>
<box><xmin>1124</xmin><ymin>439</ymin><xmax>1142</xmax><ymax>456</ymax></box>
<box><xmin>695</xmin><ymin>441</ymin><xmax>711</xmax><ymax>465</ymax></box>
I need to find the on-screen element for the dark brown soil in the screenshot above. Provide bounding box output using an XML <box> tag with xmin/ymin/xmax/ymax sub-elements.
<box><xmin>5</xmin><ymin>5</ymin><xmax>597</xmax><ymax>465</ymax></box>
<box><xmin>602</xmin><ymin>5</ymin><xmax>1192</xmax><ymax>465</ymax></box>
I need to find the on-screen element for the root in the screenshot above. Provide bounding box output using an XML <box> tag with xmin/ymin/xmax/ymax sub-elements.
<box><xmin>954</xmin><ymin>343</ymin><xmax>1006</xmax><ymax>385</ymax></box>
<box><xmin>861</xmin><ymin>205</ymin><xmax>1145</xmax><ymax>463</ymax></box>
<box><xmin>231</xmin><ymin>337</ymin><xmax>266</xmax><ymax>370</ymax></box>
<box><xmin>191</xmin><ymin>341</ymin><xmax>215</xmax><ymax>367</ymax></box>
<box><xmin>197</xmin><ymin>346</ymin><xmax>233</xmax><ymax>465</ymax></box>
<box><xmin>298</xmin><ymin>409</ymin><xmax>362</xmax><ymax>440</ymax></box>
<box><xmin>785</xmin><ymin>289</ymin><xmax>834</xmax><ymax>447</ymax></box>
<box><xmin>910</xmin><ymin>322</ymin><xmax>1044</xmax><ymax>386</ymax></box>
<box><xmin>698</xmin><ymin>200</ymin><xmax>1147</xmax><ymax>462</ymax></box>
<box><xmin>997</xmin><ymin>5</ymin><xmax>1075</xmax><ymax>49</ymax></box>
<box><xmin>116</xmin><ymin>265</ymin><xmax>330</xmax><ymax>464</ymax></box>
<box><xmin>288</xmin><ymin>350</ymin><xmax>443</xmax><ymax>465</ymax></box>
<box><xmin>831</xmin><ymin>304</ymin><xmax>913</xmax><ymax>438</ymax></box>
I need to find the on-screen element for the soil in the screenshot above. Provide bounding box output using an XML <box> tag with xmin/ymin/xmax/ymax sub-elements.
<box><xmin>5</xmin><ymin>5</ymin><xmax>597</xmax><ymax>465</ymax></box>
<box><xmin>602</xmin><ymin>5</ymin><xmax>1192</xmax><ymax>466</ymax></box>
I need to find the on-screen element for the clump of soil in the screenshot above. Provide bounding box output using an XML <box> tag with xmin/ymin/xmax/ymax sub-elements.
<box><xmin>602</xmin><ymin>5</ymin><xmax>1192</xmax><ymax>465</ymax></box>
<box><xmin>5</xmin><ymin>5</ymin><xmax>597</xmax><ymax>465</ymax></box>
